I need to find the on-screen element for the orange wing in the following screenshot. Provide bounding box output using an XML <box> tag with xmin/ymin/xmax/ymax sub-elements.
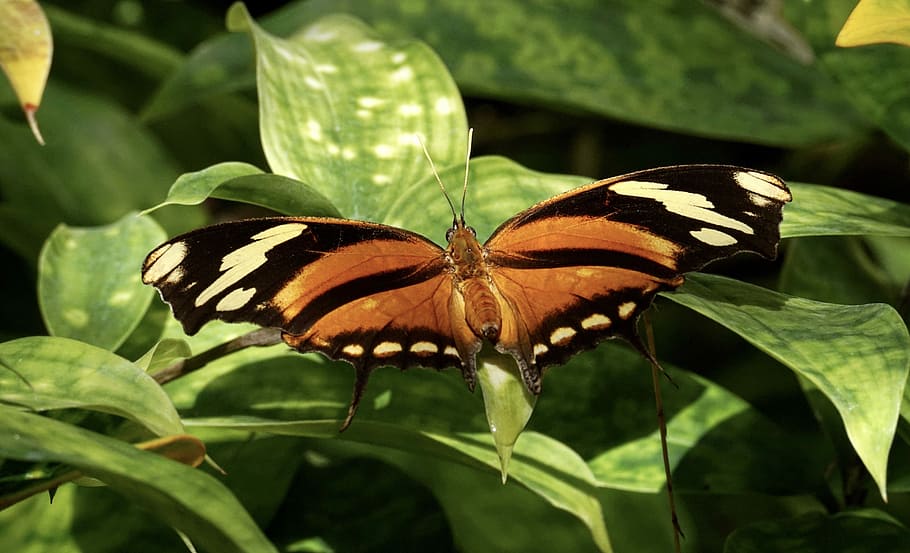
<box><xmin>484</xmin><ymin>165</ymin><xmax>791</xmax><ymax>388</ymax></box>
<box><xmin>142</xmin><ymin>217</ymin><xmax>477</xmax><ymax>428</ymax></box>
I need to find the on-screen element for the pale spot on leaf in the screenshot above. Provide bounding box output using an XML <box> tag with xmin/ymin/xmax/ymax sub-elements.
<box><xmin>398</xmin><ymin>103</ymin><xmax>422</xmax><ymax>116</ymax></box>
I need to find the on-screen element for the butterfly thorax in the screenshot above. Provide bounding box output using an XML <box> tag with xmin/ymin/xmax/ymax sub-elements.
<box><xmin>446</xmin><ymin>222</ymin><xmax>502</xmax><ymax>341</ymax></box>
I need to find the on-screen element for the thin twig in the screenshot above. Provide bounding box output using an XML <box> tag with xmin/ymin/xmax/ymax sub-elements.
<box><xmin>643</xmin><ymin>313</ymin><xmax>683</xmax><ymax>553</ymax></box>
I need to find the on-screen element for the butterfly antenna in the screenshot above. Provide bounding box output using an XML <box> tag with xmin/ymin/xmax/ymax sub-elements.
<box><xmin>416</xmin><ymin>133</ymin><xmax>459</xmax><ymax>226</ymax></box>
<box><xmin>460</xmin><ymin>127</ymin><xmax>474</xmax><ymax>224</ymax></box>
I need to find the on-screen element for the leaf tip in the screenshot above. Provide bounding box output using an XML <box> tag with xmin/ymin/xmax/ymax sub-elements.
<box><xmin>24</xmin><ymin>103</ymin><xmax>44</xmax><ymax>145</ymax></box>
<box><xmin>225</xmin><ymin>2</ymin><xmax>252</xmax><ymax>33</ymax></box>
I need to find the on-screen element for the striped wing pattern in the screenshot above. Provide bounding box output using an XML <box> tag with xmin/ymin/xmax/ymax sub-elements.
<box><xmin>483</xmin><ymin>165</ymin><xmax>791</xmax><ymax>382</ymax></box>
<box><xmin>143</xmin><ymin>165</ymin><xmax>791</xmax><ymax>428</ymax></box>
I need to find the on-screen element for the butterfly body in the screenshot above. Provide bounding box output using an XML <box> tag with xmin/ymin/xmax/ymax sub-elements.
<box><xmin>143</xmin><ymin>164</ymin><xmax>791</xmax><ymax>429</ymax></box>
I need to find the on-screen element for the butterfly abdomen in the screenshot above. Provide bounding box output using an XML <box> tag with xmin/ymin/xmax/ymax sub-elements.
<box><xmin>461</xmin><ymin>277</ymin><xmax>502</xmax><ymax>340</ymax></box>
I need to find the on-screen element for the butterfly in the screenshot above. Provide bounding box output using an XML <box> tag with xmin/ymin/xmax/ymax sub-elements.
<box><xmin>142</xmin><ymin>163</ymin><xmax>791</xmax><ymax>430</ymax></box>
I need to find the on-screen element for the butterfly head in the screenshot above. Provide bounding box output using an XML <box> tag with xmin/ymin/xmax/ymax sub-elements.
<box><xmin>445</xmin><ymin>216</ymin><xmax>482</xmax><ymax>265</ymax></box>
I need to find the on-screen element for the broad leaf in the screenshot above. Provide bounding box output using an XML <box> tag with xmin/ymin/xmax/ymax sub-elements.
<box><xmin>146</xmin><ymin>0</ymin><xmax>863</xmax><ymax>147</ymax></box>
<box><xmin>38</xmin><ymin>214</ymin><xmax>164</xmax><ymax>350</ymax></box>
<box><xmin>145</xmin><ymin>162</ymin><xmax>342</xmax><ymax>218</ymax></box>
<box><xmin>783</xmin><ymin>182</ymin><xmax>910</xmax><ymax>238</ymax></box>
<box><xmin>0</xmin><ymin>336</ymin><xmax>182</xmax><ymax>437</ymax></box>
<box><xmin>725</xmin><ymin>510</ymin><xmax>910</xmax><ymax>553</ymax></box>
<box><xmin>666</xmin><ymin>273</ymin><xmax>910</xmax><ymax>500</ymax></box>
<box><xmin>228</xmin><ymin>5</ymin><xmax>467</xmax><ymax>220</ymax></box>
<box><xmin>0</xmin><ymin>406</ymin><xmax>277</xmax><ymax>553</ymax></box>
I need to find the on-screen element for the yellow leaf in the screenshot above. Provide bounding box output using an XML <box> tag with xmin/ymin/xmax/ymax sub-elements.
<box><xmin>836</xmin><ymin>0</ymin><xmax>910</xmax><ymax>48</ymax></box>
<box><xmin>0</xmin><ymin>0</ymin><xmax>53</xmax><ymax>144</ymax></box>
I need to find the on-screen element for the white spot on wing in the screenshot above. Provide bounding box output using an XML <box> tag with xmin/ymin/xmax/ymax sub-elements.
<box><xmin>691</xmin><ymin>228</ymin><xmax>738</xmax><ymax>246</ymax></box>
<box><xmin>410</xmin><ymin>341</ymin><xmax>438</xmax><ymax>355</ymax></box>
<box><xmin>143</xmin><ymin>242</ymin><xmax>188</xmax><ymax>284</ymax></box>
<box><xmin>444</xmin><ymin>346</ymin><xmax>460</xmax><ymax>358</ymax></box>
<box><xmin>611</xmin><ymin>180</ymin><xmax>754</xmax><ymax>234</ymax></box>
<box><xmin>342</xmin><ymin>344</ymin><xmax>364</xmax><ymax>357</ymax></box>
<box><xmin>373</xmin><ymin>342</ymin><xmax>403</xmax><ymax>357</ymax></box>
<box><xmin>735</xmin><ymin>171</ymin><xmax>791</xmax><ymax>202</ymax></box>
<box><xmin>216</xmin><ymin>287</ymin><xmax>256</xmax><ymax>312</ymax></box>
<box><xmin>549</xmin><ymin>327</ymin><xmax>577</xmax><ymax>346</ymax></box>
<box><xmin>618</xmin><ymin>301</ymin><xmax>637</xmax><ymax>320</ymax></box>
<box><xmin>195</xmin><ymin>223</ymin><xmax>307</xmax><ymax>307</ymax></box>
<box><xmin>533</xmin><ymin>343</ymin><xmax>549</xmax><ymax>356</ymax></box>
<box><xmin>581</xmin><ymin>313</ymin><xmax>612</xmax><ymax>330</ymax></box>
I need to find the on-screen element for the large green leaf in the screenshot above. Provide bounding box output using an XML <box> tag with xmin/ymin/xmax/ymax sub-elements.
<box><xmin>228</xmin><ymin>5</ymin><xmax>467</xmax><ymax>220</ymax></box>
<box><xmin>666</xmin><ymin>273</ymin><xmax>910</xmax><ymax>500</ymax></box>
<box><xmin>783</xmin><ymin>182</ymin><xmax>910</xmax><ymax>239</ymax></box>
<box><xmin>725</xmin><ymin>509</ymin><xmax>910</xmax><ymax>553</ymax></box>
<box><xmin>0</xmin><ymin>336</ymin><xmax>182</xmax><ymax>437</ymax></box>
<box><xmin>179</xmin><ymin>349</ymin><xmax>613</xmax><ymax>552</ymax></box>
<box><xmin>0</xmin><ymin>84</ymin><xmax>200</xmax><ymax>263</ymax></box>
<box><xmin>38</xmin><ymin>214</ymin><xmax>164</xmax><ymax>350</ymax></box>
<box><xmin>145</xmin><ymin>0</ymin><xmax>862</xmax><ymax>147</ymax></box>
<box><xmin>382</xmin><ymin>155</ymin><xmax>588</xmax><ymax>239</ymax></box>
<box><xmin>0</xmin><ymin>406</ymin><xmax>277</xmax><ymax>553</ymax></box>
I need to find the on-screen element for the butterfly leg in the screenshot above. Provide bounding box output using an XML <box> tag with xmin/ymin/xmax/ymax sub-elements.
<box><xmin>339</xmin><ymin>367</ymin><xmax>371</xmax><ymax>432</ymax></box>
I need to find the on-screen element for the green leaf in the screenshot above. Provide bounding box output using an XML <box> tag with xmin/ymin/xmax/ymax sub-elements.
<box><xmin>134</xmin><ymin>338</ymin><xmax>192</xmax><ymax>374</ymax></box>
<box><xmin>326</xmin><ymin>438</ymin><xmax>614</xmax><ymax>553</ymax></box>
<box><xmin>383</xmin><ymin>155</ymin><xmax>588</xmax><ymax>238</ymax></box>
<box><xmin>0</xmin><ymin>336</ymin><xmax>182</xmax><ymax>437</ymax></box>
<box><xmin>229</xmin><ymin>5</ymin><xmax>467</xmax><ymax>220</ymax></box>
<box><xmin>144</xmin><ymin>161</ymin><xmax>342</xmax><ymax>218</ymax></box>
<box><xmin>38</xmin><ymin>214</ymin><xmax>164</xmax><ymax>350</ymax></box>
<box><xmin>666</xmin><ymin>273</ymin><xmax>910</xmax><ymax>500</ymax></box>
<box><xmin>589</xmin><ymin>374</ymin><xmax>749</xmax><ymax>492</ymax></box>
<box><xmin>725</xmin><ymin>510</ymin><xmax>910</xmax><ymax>553</ymax></box>
<box><xmin>181</xmin><ymin>353</ymin><xmax>612</xmax><ymax>552</ymax></box>
<box><xmin>0</xmin><ymin>84</ymin><xmax>199</xmax><ymax>263</ymax></box>
<box><xmin>782</xmin><ymin>182</ymin><xmax>910</xmax><ymax>239</ymax></box>
<box><xmin>147</xmin><ymin>0</ymin><xmax>863</xmax><ymax>147</ymax></box>
<box><xmin>829</xmin><ymin>49</ymin><xmax>910</xmax><ymax>151</ymax></box>
<box><xmin>0</xmin><ymin>406</ymin><xmax>277</xmax><ymax>553</ymax></box>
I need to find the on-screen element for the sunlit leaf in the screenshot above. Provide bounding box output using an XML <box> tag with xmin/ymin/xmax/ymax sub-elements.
<box><xmin>0</xmin><ymin>336</ymin><xmax>182</xmax><ymax>437</ymax></box>
<box><xmin>38</xmin><ymin>214</ymin><xmax>164</xmax><ymax>350</ymax></box>
<box><xmin>227</xmin><ymin>4</ymin><xmax>467</xmax><ymax>220</ymax></box>
<box><xmin>0</xmin><ymin>407</ymin><xmax>277</xmax><ymax>553</ymax></box>
<box><xmin>836</xmin><ymin>0</ymin><xmax>910</xmax><ymax>48</ymax></box>
<box><xmin>667</xmin><ymin>273</ymin><xmax>910</xmax><ymax>500</ymax></box>
<box><xmin>144</xmin><ymin>162</ymin><xmax>341</xmax><ymax>218</ymax></box>
<box><xmin>0</xmin><ymin>0</ymin><xmax>52</xmax><ymax>144</ymax></box>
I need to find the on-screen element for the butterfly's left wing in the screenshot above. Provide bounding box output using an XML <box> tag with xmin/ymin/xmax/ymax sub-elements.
<box><xmin>483</xmin><ymin>165</ymin><xmax>791</xmax><ymax>384</ymax></box>
<box><xmin>142</xmin><ymin>216</ymin><xmax>472</xmax><ymax>428</ymax></box>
